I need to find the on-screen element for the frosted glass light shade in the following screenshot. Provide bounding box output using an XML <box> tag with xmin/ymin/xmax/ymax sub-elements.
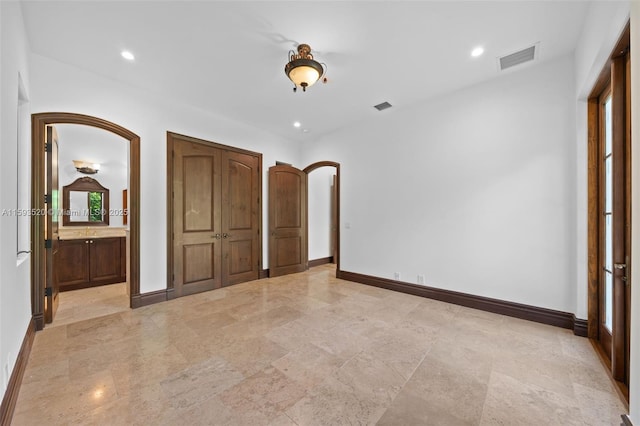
<box><xmin>288</xmin><ymin>65</ymin><xmax>321</xmax><ymax>87</ymax></box>
<box><xmin>73</xmin><ymin>160</ymin><xmax>100</xmax><ymax>174</ymax></box>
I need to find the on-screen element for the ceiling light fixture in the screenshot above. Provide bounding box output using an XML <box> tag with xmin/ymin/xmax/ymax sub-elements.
<box><xmin>471</xmin><ymin>46</ymin><xmax>484</xmax><ymax>57</ymax></box>
<box><xmin>293</xmin><ymin>121</ymin><xmax>301</xmax><ymax>128</ymax></box>
<box><xmin>73</xmin><ymin>160</ymin><xmax>101</xmax><ymax>175</ymax></box>
<box><xmin>121</xmin><ymin>50</ymin><xmax>135</xmax><ymax>61</ymax></box>
<box><xmin>285</xmin><ymin>44</ymin><xmax>327</xmax><ymax>93</ymax></box>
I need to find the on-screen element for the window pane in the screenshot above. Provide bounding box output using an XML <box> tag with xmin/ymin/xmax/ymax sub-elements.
<box><xmin>605</xmin><ymin>271</ymin><xmax>613</xmax><ymax>331</ymax></box>
<box><xmin>605</xmin><ymin>156</ymin><xmax>612</xmax><ymax>213</ymax></box>
<box><xmin>605</xmin><ymin>214</ymin><xmax>612</xmax><ymax>271</ymax></box>
<box><xmin>605</xmin><ymin>96</ymin><xmax>612</xmax><ymax>155</ymax></box>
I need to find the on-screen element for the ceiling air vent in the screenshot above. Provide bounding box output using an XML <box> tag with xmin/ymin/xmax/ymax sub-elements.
<box><xmin>374</xmin><ymin>101</ymin><xmax>392</xmax><ymax>111</ymax></box>
<box><xmin>499</xmin><ymin>45</ymin><xmax>537</xmax><ymax>71</ymax></box>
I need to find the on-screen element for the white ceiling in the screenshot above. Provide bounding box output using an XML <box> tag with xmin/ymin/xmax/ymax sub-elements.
<box><xmin>21</xmin><ymin>1</ymin><xmax>590</xmax><ymax>143</ymax></box>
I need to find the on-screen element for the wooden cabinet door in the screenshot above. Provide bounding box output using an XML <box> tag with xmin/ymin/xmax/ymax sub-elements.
<box><xmin>268</xmin><ymin>165</ymin><xmax>307</xmax><ymax>277</ymax></box>
<box><xmin>89</xmin><ymin>237</ymin><xmax>122</xmax><ymax>284</ymax></box>
<box><xmin>172</xmin><ymin>138</ymin><xmax>222</xmax><ymax>297</ymax></box>
<box><xmin>57</xmin><ymin>239</ymin><xmax>90</xmax><ymax>289</ymax></box>
<box><xmin>221</xmin><ymin>150</ymin><xmax>260</xmax><ymax>285</ymax></box>
<box><xmin>120</xmin><ymin>237</ymin><xmax>127</xmax><ymax>282</ymax></box>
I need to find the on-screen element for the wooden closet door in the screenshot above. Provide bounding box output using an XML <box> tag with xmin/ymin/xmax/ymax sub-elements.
<box><xmin>172</xmin><ymin>139</ymin><xmax>222</xmax><ymax>297</ymax></box>
<box><xmin>221</xmin><ymin>150</ymin><xmax>260</xmax><ymax>285</ymax></box>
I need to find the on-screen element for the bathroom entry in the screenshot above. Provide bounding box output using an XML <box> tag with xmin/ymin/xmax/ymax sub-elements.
<box><xmin>31</xmin><ymin>113</ymin><xmax>140</xmax><ymax>330</ymax></box>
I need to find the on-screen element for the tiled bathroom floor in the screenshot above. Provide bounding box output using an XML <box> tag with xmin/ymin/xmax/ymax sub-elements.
<box><xmin>49</xmin><ymin>282</ymin><xmax>129</xmax><ymax>328</ymax></box>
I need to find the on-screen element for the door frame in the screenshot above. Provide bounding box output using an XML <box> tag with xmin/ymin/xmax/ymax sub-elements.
<box><xmin>165</xmin><ymin>131</ymin><xmax>263</xmax><ymax>297</ymax></box>
<box><xmin>303</xmin><ymin>161</ymin><xmax>341</xmax><ymax>272</ymax></box>
<box><xmin>31</xmin><ymin>112</ymin><xmax>140</xmax><ymax>330</ymax></box>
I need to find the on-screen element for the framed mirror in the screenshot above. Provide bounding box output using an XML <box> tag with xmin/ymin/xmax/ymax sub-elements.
<box><xmin>62</xmin><ymin>177</ymin><xmax>109</xmax><ymax>226</ymax></box>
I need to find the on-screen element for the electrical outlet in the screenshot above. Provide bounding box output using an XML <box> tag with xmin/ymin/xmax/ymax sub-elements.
<box><xmin>394</xmin><ymin>272</ymin><xmax>401</xmax><ymax>280</ymax></box>
<box><xmin>417</xmin><ymin>275</ymin><xmax>425</xmax><ymax>285</ymax></box>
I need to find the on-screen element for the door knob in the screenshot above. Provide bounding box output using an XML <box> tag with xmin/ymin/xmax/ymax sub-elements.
<box><xmin>222</xmin><ymin>233</ymin><xmax>231</xmax><ymax>239</ymax></box>
<box><xmin>614</xmin><ymin>263</ymin><xmax>626</xmax><ymax>269</ymax></box>
<box><xmin>212</xmin><ymin>233</ymin><xmax>221</xmax><ymax>240</ymax></box>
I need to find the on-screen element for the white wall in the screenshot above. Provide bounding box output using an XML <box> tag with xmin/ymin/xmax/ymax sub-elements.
<box><xmin>56</xmin><ymin>124</ymin><xmax>129</xmax><ymax>228</ymax></box>
<box><xmin>629</xmin><ymin>1</ymin><xmax>639</xmax><ymax>422</ymax></box>
<box><xmin>573</xmin><ymin>0</ymin><xmax>630</xmax><ymax>321</ymax></box>
<box><xmin>0</xmin><ymin>0</ymin><xmax>32</xmax><ymax>398</ymax></box>
<box><xmin>29</xmin><ymin>53</ymin><xmax>302</xmax><ymax>293</ymax></box>
<box><xmin>308</xmin><ymin>166</ymin><xmax>334</xmax><ymax>261</ymax></box>
<box><xmin>303</xmin><ymin>55</ymin><xmax>577</xmax><ymax>313</ymax></box>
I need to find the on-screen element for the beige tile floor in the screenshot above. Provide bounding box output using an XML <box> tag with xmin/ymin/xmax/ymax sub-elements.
<box><xmin>50</xmin><ymin>282</ymin><xmax>130</xmax><ymax>328</ymax></box>
<box><xmin>13</xmin><ymin>264</ymin><xmax>627</xmax><ymax>425</ymax></box>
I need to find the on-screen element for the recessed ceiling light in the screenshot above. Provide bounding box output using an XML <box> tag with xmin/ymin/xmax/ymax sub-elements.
<box><xmin>121</xmin><ymin>50</ymin><xmax>135</xmax><ymax>61</ymax></box>
<box><xmin>471</xmin><ymin>47</ymin><xmax>484</xmax><ymax>58</ymax></box>
<box><xmin>293</xmin><ymin>121</ymin><xmax>301</xmax><ymax>128</ymax></box>
<box><xmin>302</xmin><ymin>129</ymin><xmax>310</xmax><ymax>133</ymax></box>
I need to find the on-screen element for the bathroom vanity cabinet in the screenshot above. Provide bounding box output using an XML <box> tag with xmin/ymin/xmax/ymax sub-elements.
<box><xmin>56</xmin><ymin>237</ymin><xmax>126</xmax><ymax>291</ymax></box>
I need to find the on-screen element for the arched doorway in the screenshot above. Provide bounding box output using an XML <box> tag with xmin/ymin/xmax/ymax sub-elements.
<box><xmin>303</xmin><ymin>161</ymin><xmax>340</xmax><ymax>272</ymax></box>
<box><xmin>31</xmin><ymin>113</ymin><xmax>140</xmax><ymax>330</ymax></box>
<box><xmin>268</xmin><ymin>161</ymin><xmax>340</xmax><ymax>277</ymax></box>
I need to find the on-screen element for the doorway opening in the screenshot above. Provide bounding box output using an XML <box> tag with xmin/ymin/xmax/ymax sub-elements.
<box><xmin>268</xmin><ymin>161</ymin><xmax>340</xmax><ymax>277</ymax></box>
<box><xmin>305</xmin><ymin>162</ymin><xmax>339</xmax><ymax>271</ymax></box>
<box><xmin>31</xmin><ymin>113</ymin><xmax>140</xmax><ymax>330</ymax></box>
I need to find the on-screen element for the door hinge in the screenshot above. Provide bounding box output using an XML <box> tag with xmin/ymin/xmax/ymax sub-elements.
<box><xmin>44</xmin><ymin>239</ymin><xmax>52</xmax><ymax>249</ymax></box>
<box><xmin>44</xmin><ymin>287</ymin><xmax>52</xmax><ymax>297</ymax></box>
<box><xmin>44</xmin><ymin>194</ymin><xmax>50</xmax><ymax>204</ymax></box>
<box><xmin>44</xmin><ymin>143</ymin><xmax>52</xmax><ymax>153</ymax></box>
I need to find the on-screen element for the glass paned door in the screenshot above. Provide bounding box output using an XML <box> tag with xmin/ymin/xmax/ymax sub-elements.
<box><xmin>589</xmin><ymin>23</ymin><xmax>630</xmax><ymax>392</ymax></box>
<box><xmin>603</xmin><ymin>96</ymin><xmax>613</xmax><ymax>332</ymax></box>
<box><xmin>596</xmin><ymin>51</ymin><xmax>630</xmax><ymax>385</ymax></box>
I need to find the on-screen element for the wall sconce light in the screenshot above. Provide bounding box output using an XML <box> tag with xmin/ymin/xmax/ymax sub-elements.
<box><xmin>73</xmin><ymin>160</ymin><xmax>100</xmax><ymax>174</ymax></box>
<box><xmin>285</xmin><ymin>44</ymin><xmax>327</xmax><ymax>93</ymax></box>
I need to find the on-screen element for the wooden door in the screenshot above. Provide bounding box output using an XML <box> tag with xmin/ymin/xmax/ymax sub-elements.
<box><xmin>44</xmin><ymin>125</ymin><xmax>59</xmax><ymax>323</ymax></box>
<box><xmin>269</xmin><ymin>165</ymin><xmax>307</xmax><ymax>277</ymax></box>
<box><xmin>89</xmin><ymin>237</ymin><xmax>122</xmax><ymax>284</ymax></box>
<box><xmin>609</xmin><ymin>55</ymin><xmax>630</xmax><ymax>382</ymax></box>
<box><xmin>595</xmin><ymin>54</ymin><xmax>631</xmax><ymax>385</ymax></box>
<box><xmin>172</xmin><ymin>138</ymin><xmax>222</xmax><ymax>297</ymax></box>
<box><xmin>221</xmin><ymin>150</ymin><xmax>260</xmax><ymax>285</ymax></box>
<box><xmin>57</xmin><ymin>239</ymin><xmax>90</xmax><ymax>289</ymax></box>
<box><xmin>331</xmin><ymin>174</ymin><xmax>337</xmax><ymax>263</ymax></box>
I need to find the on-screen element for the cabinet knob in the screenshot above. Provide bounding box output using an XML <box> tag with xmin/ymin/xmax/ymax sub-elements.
<box><xmin>85</xmin><ymin>240</ymin><xmax>89</xmax><ymax>244</ymax></box>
